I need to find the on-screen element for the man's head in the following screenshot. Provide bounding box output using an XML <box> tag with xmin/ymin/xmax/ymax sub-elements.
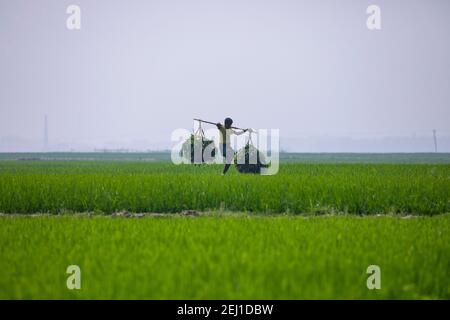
<box><xmin>224</xmin><ymin>117</ymin><xmax>233</xmax><ymax>129</ymax></box>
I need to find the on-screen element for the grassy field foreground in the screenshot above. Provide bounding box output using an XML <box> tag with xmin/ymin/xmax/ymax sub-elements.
<box><xmin>0</xmin><ymin>214</ymin><xmax>448</xmax><ymax>299</ymax></box>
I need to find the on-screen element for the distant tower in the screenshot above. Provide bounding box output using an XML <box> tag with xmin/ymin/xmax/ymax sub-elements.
<box><xmin>44</xmin><ymin>115</ymin><xmax>48</xmax><ymax>152</ymax></box>
<box><xmin>433</xmin><ymin>129</ymin><xmax>437</xmax><ymax>152</ymax></box>
<box><xmin>433</xmin><ymin>129</ymin><xmax>437</xmax><ymax>153</ymax></box>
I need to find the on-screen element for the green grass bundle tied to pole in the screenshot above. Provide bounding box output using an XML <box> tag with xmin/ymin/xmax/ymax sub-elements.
<box><xmin>180</xmin><ymin>123</ymin><xmax>216</xmax><ymax>164</ymax></box>
<box><xmin>234</xmin><ymin>134</ymin><xmax>270</xmax><ymax>174</ymax></box>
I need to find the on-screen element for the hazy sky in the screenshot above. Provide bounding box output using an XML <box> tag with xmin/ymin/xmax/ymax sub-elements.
<box><xmin>1</xmin><ymin>0</ymin><xmax>449</xmax><ymax>151</ymax></box>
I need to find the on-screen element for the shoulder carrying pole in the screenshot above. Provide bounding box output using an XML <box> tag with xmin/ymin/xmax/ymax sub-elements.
<box><xmin>193</xmin><ymin>118</ymin><xmax>246</xmax><ymax>131</ymax></box>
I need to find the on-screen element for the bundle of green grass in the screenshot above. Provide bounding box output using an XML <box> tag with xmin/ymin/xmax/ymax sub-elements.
<box><xmin>234</xmin><ymin>142</ymin><xmax>270</xmax><ymax>174</ymax></box>
<box><xmin>180</xmin><ymin>134</ymin><xmax>216</xmax><ymax>164</ymax></box>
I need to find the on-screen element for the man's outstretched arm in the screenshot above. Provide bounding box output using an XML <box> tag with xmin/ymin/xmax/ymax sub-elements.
<box><xmin>232</xmin><ymin>128</ymin><xmax>248</xmax><ymax>136</ymax></box>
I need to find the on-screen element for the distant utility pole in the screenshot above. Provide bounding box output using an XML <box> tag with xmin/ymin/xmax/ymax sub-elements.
<box><xmin>433</xmin><ymin>129</ymin><xmax>437</xmax><ymax>153</ymax></box>
<box><xmin>44</xmin><ymin>115</ymin><xmax>48</xmax><ymax>152</ymax></box>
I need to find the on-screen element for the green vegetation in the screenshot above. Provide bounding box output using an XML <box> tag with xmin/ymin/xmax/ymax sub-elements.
<box><xmin>180</xmin><ymin>134</ymin><xmax>216</xmax><ymax>163</ymax></box>
<box><xmin>0</xmin><ymin>215</ymin><xmax>448</xmax><ymax>299</ymax></box>
<box><xmin>0</xmin><ymin>154</ymin><xmax>448</xmax><ymax>299</ymax></box>
<box><xmin>0</xmin><ymin>161</ymin><xmax>448</xmax><ymax>214</ymax></box>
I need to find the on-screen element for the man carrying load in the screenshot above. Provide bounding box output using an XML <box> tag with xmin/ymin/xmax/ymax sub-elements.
<box><xmin>216</xmin><ymin>118</ymin><xmax>248</xmax><ymax>175</ymax></box>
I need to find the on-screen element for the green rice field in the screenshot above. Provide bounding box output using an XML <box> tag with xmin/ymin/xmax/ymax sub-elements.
<box><xmin>0</xmin><ymin>153</ymin><xmax>449</xmax><ymax>299</ymax></box>
<box><xmin>0</xmin><ymin>214</ymin><xmax>449</xmax><ymax>299</ymax></box>
<box><xmin>0</xmin><ymin>159</ymin><xmax>449</xmax><ymax>215</ymax></box>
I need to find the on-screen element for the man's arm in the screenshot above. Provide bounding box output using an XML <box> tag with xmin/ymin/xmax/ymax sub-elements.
<box><xmin>232</xmin><ymin>128</ymin><xmax>248</xmax><ymax>136</ymax></box>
